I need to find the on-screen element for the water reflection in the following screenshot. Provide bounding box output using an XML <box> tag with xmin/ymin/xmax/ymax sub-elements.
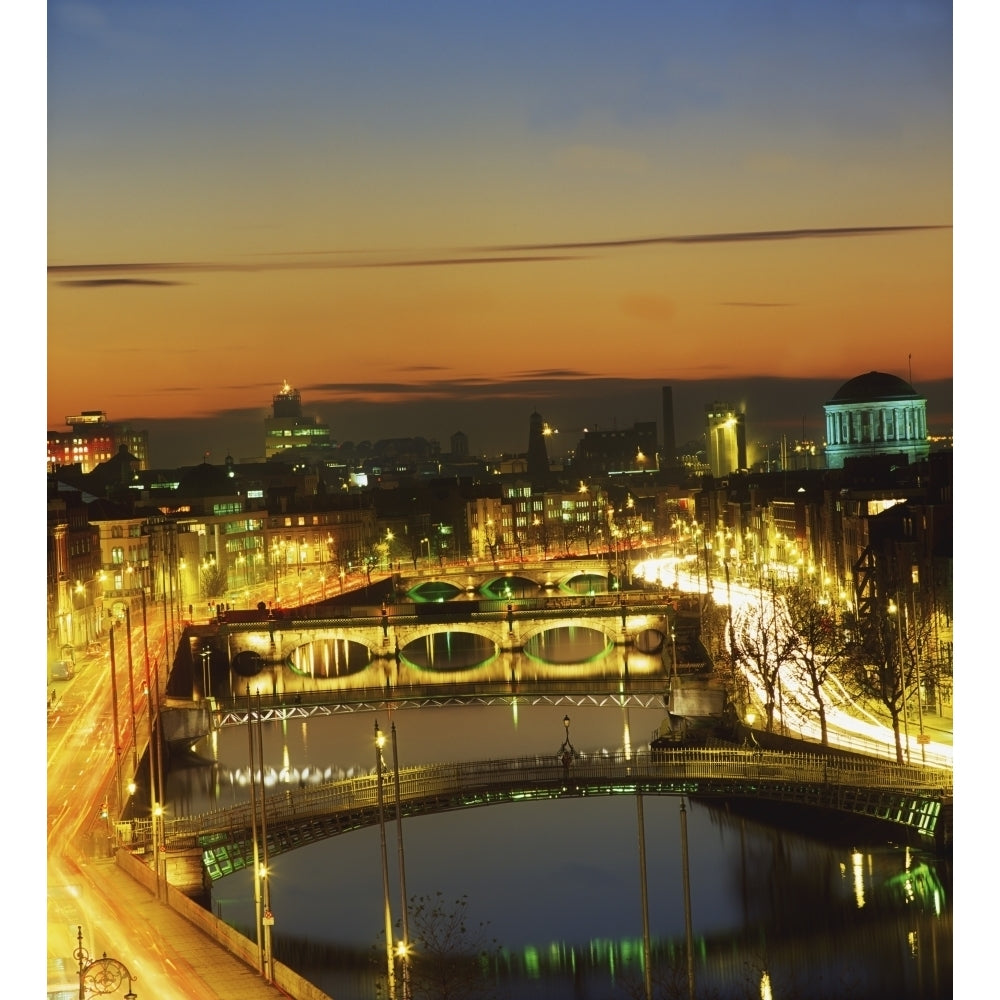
<box><xmin>168</xmin><ymin>639</ymin><xmax>950</xmax><ymax>1000</ymax></box>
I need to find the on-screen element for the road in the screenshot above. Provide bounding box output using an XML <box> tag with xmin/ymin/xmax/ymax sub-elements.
<box><xmin>45</xmin><ymin>611</ymin><xmax>292</xmax><ymax>999</ymax></box>
<box><xmin>633</xmin><ymin>555</ymin><xmax>953</xmax><ymax>767</ymax></box>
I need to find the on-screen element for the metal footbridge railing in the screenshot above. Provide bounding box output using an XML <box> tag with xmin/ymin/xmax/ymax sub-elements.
<box><xmin>126</xmin><ymin>746</ymin><xmax>952</xmax><ymax>878</ymax></box>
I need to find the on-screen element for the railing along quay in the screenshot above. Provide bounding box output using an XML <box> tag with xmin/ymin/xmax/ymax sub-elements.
<box><xmin>132</xmin><ymin>747</ymin><xmax>952</xmax><ymax>865</ymax></box>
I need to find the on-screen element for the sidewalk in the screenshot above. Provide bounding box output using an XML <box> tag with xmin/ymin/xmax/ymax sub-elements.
<box><xmin>85</xmin><ymin>854</ymin><xmax>298</xmax><ymax>999</ymax></box>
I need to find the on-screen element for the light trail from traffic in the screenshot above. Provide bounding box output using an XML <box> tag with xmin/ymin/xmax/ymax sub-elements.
<box><xmin>633</xmin><ymin>555</ymin><xmax>953</xmax><ymax>770</ymax></box>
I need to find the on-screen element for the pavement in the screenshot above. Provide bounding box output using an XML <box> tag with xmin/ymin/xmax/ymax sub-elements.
<box><xmin>46</xmin><ymin>653</ymin><xmax>320</xmax><ymax>1000</ymax></box>
<box><xmin>71</xmin><ymin>853</ymin><xmax>299</xmax><ymax>999</ymax></box>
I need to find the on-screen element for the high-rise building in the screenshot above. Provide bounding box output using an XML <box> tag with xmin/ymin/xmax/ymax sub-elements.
<box><xmin>526</xmin><ymin>411</ymin><xmax>550</xmax><ymax>483</ymax></box>
<box><xmin>47</xmin><ymin>410</ymin><xmax>150</xmax><ymax>474</ymax></box>
<box><xmin>704</xmin><ymin>402</ymin><xmax>747</xmax><ymax>477</ymax></box>
<box><xmin>264</xmin><ymin>382</ymin><xmax>334</xmax><ymax>460</ymax></box>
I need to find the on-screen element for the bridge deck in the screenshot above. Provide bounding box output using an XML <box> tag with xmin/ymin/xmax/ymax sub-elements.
<box><xmin>129</xmin><ymin>747</ymin><xmax>952</xmax><ymax>879</ymax></box>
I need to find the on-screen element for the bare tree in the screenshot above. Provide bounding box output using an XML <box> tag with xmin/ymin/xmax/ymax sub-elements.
<box><xmin>782</xmin><ymin>585</ymin><xmax>841</xmax><ymax>746</ymax></box>
<box><xmin>404</xmin><ymin>892</ymin><xmax>502</xmax><ymax>1000</ymax></box>
<box><xmin>729</xmin><ymin>586</ymin><xmax>799</xmax><ymax>733</ymax></box>
<box><xmin>840</xmin><ymin>595</ymin><xmax>929</xmax><ymax>765</ymax></box>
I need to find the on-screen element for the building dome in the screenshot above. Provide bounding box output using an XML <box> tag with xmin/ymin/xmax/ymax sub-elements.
<box><xmin>829</xmin><ymin>371</ymin><xmax>919</xmax><ymax>404</ymax></box>
<box><xmin>823</xmin><ymin>371</ymin><xmax>928</xmax><ymax>470</ymax></box>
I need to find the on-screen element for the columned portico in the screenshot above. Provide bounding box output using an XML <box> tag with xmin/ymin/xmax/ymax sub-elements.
<box><xmin>823</xmin><ymin>371</ymin><xmax>930</xmax><ymax>469</ymax></box>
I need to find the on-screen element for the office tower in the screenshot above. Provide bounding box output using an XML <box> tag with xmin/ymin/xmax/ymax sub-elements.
<box><xmin>705</xmin><ymin>402</ymin><xmax>747</xmax><ymax>477</ymax></box>
<box><xmin>526</xmin><ymin>411</ymin><xmax>550</xmax><ymax>482</ymax></box>
<box><xmin>264</xmin><ymin>382</ymin><xmax>333</xmax><ymax>459</ymax></box>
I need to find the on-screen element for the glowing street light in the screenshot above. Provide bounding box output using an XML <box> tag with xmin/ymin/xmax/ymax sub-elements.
<box><xmin>374</xmin><ymin>721</ymin><xmax>397</xmax><ymax>999</ymax></box>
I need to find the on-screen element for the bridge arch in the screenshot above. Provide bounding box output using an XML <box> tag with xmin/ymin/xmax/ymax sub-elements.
<box><xmin>141</xmin><ymin>749</ymin><xmax>952</xmax><ymax>882</ymax></box>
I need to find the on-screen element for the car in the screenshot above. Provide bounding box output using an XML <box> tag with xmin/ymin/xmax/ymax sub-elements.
<box><xmin>50</xmin><ymin>660</ymin><xmax>74</xmax><ymax>681</ymax></box>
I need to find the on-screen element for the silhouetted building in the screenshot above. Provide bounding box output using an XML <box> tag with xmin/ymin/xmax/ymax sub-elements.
<box><xmin>661</xmin><ymin>385</ymin><xmax>678</xmax><ymax>468</ymax></box>
<box><xmin>705</xmin><ymin>402</ymin><xmax>747</xmax><ymax>477</ymax></box>
<box><xmin>574</xmin><ymin>422</ymin><xmax>657</xmax><ymax>476</ymax></box>
<box><xmin>823</xmin><ymin>371</ymin><xmax>929</xmax><ymax>469</ymax></box>
<box><xmin>450</xmin><ymin>430</ymin><xmax>469</xmax><ymax>457</ymax></box>
<box><xmin>526</xmin><ymin>411</ymin><xmax>550</xmax><ymax>483</ymax></box>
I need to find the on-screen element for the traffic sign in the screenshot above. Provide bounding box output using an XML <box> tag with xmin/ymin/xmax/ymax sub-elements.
<box><xmin>917</xmin><ymin>733</ymin><xmax>930</xmax><ymax>745</ymax></box>
<box><xmin>263</xmin><ymin>910</ymin><xmax>275</xmax><ymax>926</ymax></box>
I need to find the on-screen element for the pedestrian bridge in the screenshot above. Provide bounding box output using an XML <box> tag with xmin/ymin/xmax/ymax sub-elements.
<box><xmin>130</xmin><ymin>747</ymin><xmax>953</xmax><ymax>881</ymax></box>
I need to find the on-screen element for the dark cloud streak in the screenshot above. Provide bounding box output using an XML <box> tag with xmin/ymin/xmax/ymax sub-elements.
<box><xmin>47</xmin><ymin>224</ymin><xmax>950</xmax><ymax>280</ymax></box>
<box><xmin>470</xmin><ymin>224</ymin><xmax>951</xmax><ymax>253</ymax></box>
<box><xmin>57</xmin><ymin>278</ymin><xmax>186</xmax><ymax>287</ymax></box>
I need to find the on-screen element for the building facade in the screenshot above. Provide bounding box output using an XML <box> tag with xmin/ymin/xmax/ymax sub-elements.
<box><xmin>823</xmin><ymin>371</ymin><xmax>929</xmax><ymax>470</ymax></box>
<box><xmin>264</xmin><ymin>382</ymin><xmax>334</xmax><ymax>460</ymax></box>
<box><xmin>48</xmin><ymin>411</ymin><xmax>150</xmax><ymax>474</ymax></box>
<box><xmin>705</xmin><ymin>402</ymin><xmax>747</xmax><ymax>477</ymax></box>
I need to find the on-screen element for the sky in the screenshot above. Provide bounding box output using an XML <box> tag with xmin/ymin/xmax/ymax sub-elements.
<box><xmin>42</xmin><ymin>0</ymin><xmax>957</xmax><ymax>466</ymax></box>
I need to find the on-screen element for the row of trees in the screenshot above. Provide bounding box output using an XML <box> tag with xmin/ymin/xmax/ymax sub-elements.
<box><xmin>708</xmin><ymin>579</ymin><xmax>945</xmax><ymax>765</ymax></box>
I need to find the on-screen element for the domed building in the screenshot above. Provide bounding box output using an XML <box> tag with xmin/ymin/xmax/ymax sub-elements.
<box><xmin>823</xmin><ymin>371</ymin><xmax>929</xmax><ymax>469</ymax></box>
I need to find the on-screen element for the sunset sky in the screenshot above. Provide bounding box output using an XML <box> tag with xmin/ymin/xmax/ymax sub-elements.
<box><xmin>44</xmin><ymin>1</ymin><xmax>955</xmax><ymax>466</ymax></box>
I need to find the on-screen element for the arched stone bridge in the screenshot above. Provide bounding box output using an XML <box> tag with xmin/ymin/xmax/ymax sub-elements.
<box><xmin>219</xmin><ymin>594</ymin><xmax>682</xmax><ymax>670</ymax></box>
<box><xmin>132</xmin><ymin>747</ymin><xmax>953</xmax><ymax>883</ymax></box>
<box><xmin>397</xmin><ymin>559</ymin><xmax>630</xmax><ymax>600</ymax></box>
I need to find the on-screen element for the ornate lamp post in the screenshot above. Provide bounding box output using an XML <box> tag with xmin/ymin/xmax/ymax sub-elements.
<box><xmin>558</xmin><ymin>714</ymin><xmax>575</xmax><ymax>782</ymax></box>
<box><xmin>75</xmin><ymin>926</ymin><xmax>137</xmax><ymax>998</ymax></box>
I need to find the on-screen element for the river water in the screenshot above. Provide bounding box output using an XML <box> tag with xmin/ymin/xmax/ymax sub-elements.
<box><xmin>165</xmin><ymin>626</ymin><xmax>952</xmax><ymax>999</ymax></box>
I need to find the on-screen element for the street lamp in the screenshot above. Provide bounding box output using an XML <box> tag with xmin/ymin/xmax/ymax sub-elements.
<box><xmin>890</xmin><ymin>594</ymin><xmax>925</xmax><ymax>764</ymax></box>
<box><xmin>75</xmin><ymin>926</ymin><xmax>137</xmax><ymax>999</ymax></box>
<box><xmin>200</xmin><ymin>648</ymin><xmax>212</xmax><ymax>703</ymax></box>
<box><xmin>391</xmin><ymin>722</ymin><xmax>412</xmax><ymax>1000</ymax></box>
<box><xmin>888</xmin><ymin>598</ymin><xmax>911</xmax><ymax>763</ymax></box>
<box><xmin>374</xmin><ymin>721</ymin><xmax>397</xmax><ymax>1000</ymax></box>
<box><xmin>558</xmin><ymin>714</ymin><xmax>575</xmax><ymax>779</ymax></box>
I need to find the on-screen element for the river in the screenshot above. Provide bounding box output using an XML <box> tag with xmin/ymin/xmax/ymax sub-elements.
<box><xmin>164</xmin><ymin>626</ymin><xmax>951</xmax><ymax>999</ymax></box>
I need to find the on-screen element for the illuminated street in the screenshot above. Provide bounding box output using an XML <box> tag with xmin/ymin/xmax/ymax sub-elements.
<box><xmin>634</xmin><ymin>556</ymin><xmax>953</xmax><ymax>769</ymax></box>
<box><xmin>46</xmin><ymin>619</ymin><xmax>289</xmax><ymax>999</ymax></box>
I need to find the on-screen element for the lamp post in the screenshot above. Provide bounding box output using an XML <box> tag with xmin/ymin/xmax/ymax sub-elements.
<box><xmin>256</xmin><ymin>692</ymin><xmax>275</xmax><ymax>982</ymax></box>
<box><xmin>124</xmin><ymin>606</ymin><xmax>138</xmax><ymax>775</ymax></box>
<box><xmin>138</xmin><ymin>589</ymin><xmax>160</xmax><ymax>899</ymax></box>
<box><xmin>374</xmin><ymin>721</ymin><xmax>397</xmax><ymax>1000</ymax></box>
<box><xmin>558</xmin><ymin>714</ymin><xmax>575</xmax><ymax>782</ymax></box>
<box><xmin>108</xmin><ymin>625</ymin><xmax>123</xmax><ymax>825</ymax></box>
<box><xmin>679</xmin><ymin>802</ymin><xmax>696</xmax><ymax>1000</ymax></box>
<box><xmin>75</xmin><ymin>926</ymin><xmax>137</xmax><ymax>999</ymax></box>
<box><xmin>636</xmin><ymin>791</ymin><xmax>653</xmax><ymax>1000</ymax></box>
<box><xmin>889</xmin><ymin>598</ymin><xmax>911</xmax><ymax>764</ymax></box>
<box><xmin>391</xmin><ymin>722</ymin><xmax>412</xmax><ymax>1000</ymax></box>
<box><xmin>200</xmin><ymin>648</ymin><xmax>212</xmax><ymax>703</ymax></box>
<box><xmin>246</xmin><ymin>686</ymin><xmax>264</xmax><ymax>975</ymax></box>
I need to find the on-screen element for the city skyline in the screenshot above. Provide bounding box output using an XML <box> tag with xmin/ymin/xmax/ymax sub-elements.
<box><xmin>46</xmin><ymin>1</ymin><xmax>953</xmax><ymax>468</ymax></box>
<box><xmin>50</xmin><ymin>372</ymin><xmax>953</xmax><ymax>472</ymax></box>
